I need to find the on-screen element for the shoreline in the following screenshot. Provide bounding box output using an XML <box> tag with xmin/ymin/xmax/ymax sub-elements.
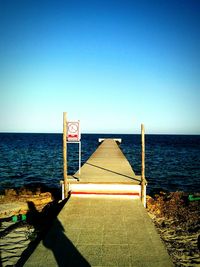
<box><xmin>0</xmin><ymin>189</ymin><xmax>200</xmax><ymax>267</ymax></box>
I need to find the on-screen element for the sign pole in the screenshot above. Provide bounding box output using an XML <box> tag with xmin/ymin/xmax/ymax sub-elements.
<box><xmin>79</xmin><ymin>141</ymin><xmax>81</xmax><ymax>175</ymax></box>
<box><xmin>63</xmin><ymin>112</ymin><xmax>68</xmax><ymax>198</ymax></box>
<box><xmin>66</xmin><ymin>119</ymin><xmax>81</xmax><ymax>177</ymax></box>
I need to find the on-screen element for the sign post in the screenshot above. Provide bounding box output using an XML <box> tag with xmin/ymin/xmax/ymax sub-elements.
<box><xmin>62</xmin><ymin>114</ymin><xmax>81</xmax><ymax>199</ymax></box>
<box><xmin>67</xmin><ymin>120</ymin><xmax>81</xmax><ymax>175</ymax></box>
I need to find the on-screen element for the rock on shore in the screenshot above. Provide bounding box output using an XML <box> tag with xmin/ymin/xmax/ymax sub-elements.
<box><xmin>0</xmin><ymin>187</ymin><xmax>53</xmax><ymax>219</ymax></box>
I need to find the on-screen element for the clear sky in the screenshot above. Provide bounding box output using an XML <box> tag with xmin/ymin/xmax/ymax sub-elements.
<box><xmin>0</xmin><ymin>0</ymin><xmax>199</xmax><ymax>134</ymax></box>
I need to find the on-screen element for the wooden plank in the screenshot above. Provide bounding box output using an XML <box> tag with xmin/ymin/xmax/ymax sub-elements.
<box><xmin>63</xmin><ymin>112</ymin><xmax>68</xmax><ymax>198</ymax></box>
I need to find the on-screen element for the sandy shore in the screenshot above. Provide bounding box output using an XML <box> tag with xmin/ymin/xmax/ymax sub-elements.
<box><xmin>150</xmin><ymin>217</ymin><xmax>200</xmax><ymax>267</ymax></box>
<box><xmin>147</xmin><ymin>192</ymin><xmax>200</xmax><ymax>267</ymax></box>
<box><xmin>0</xmin><ymin>190</ymin><xmax>200</xmax><ymax>266</ymax></box>
<box><xmin>0</xmin><ymin>221</ymin><xmax>35</xmax><ymax>266</ymax></box>
<box><xmin>0</xmin><ymin>187</ymin><xmax>54</xmax><ymax>267</ymax></box>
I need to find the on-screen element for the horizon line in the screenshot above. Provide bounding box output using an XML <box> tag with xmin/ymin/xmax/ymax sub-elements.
<box><xmin>0</xmin><ymin>131</ymin><xmax>199</xmax><ymax>136</ymax></box>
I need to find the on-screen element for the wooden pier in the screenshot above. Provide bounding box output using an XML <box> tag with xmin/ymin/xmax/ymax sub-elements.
<box><xmin>24</xmin><ymin>138</ymin><xmax>173</xmax><ymax>267</ymax></box>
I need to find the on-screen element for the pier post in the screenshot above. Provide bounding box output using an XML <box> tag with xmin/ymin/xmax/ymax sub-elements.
<box><xmin>63</xmin><ymin>112</ymin><xmax>68</xmax><ymax>198</ymax></box>
<box><xmin>141</xmin><ymin>124</ymin><xmax>146</xmax><ymax>207</ymax></box>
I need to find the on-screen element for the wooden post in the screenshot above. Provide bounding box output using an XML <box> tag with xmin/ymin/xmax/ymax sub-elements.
<box><xmin>141</xmin><ymin>124</ymin><xmax>146</xmax><ymax>207</ymax></box>
<box><xmin>63</xmin><ymin>112</ymin><xmax>68</xmax><ymax>198</ymax></box>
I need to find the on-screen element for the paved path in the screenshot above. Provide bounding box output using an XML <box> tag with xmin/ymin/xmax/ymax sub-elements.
<box><xmin>73</xmin><ymin>139</ymin><xmax>140</xmax><ymax>184</ymax></box>
<box><xmin>24</xmin><ymin>196</ymin><xmax>173</xmax><ymax>267</ymax></box>
<box><xmin>69</xmin><ymin>139</ymin><xmax>143</xmax><ymax>198</ymax></box>
<box><xmin>23</xmin><ymin>139</ymin><xmax>173</xmax><ymax>266</ymax></box>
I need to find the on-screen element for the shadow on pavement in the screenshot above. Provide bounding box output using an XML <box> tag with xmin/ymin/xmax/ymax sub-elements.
<box><xmin>86</xmin><ymin>162</ymin><xmax>140</xmax><ymax>182</ymax></box>
<box><xmin>43</xmin><ymin>218</ymin><xmax>90</xmax><ymax>266</ymax></box>
<box><xmin>16</xmin><ymin>195</ymin><xmax>90</xmax><ymax>267</ymax></box>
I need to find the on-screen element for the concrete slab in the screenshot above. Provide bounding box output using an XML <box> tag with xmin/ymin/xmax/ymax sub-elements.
<box><xmin>24</xmin><ymin>197</ymin><xmax>173</xmax><ymax>267</ymax></box>
<box><xmin>22</xmin><ymin>139</ymin><xmax>172</xmax><ymax>266</ymax></box>
<box><xmin>73</xmin><ymin>139</ymin><xmax>140</xmax><ymax>184</ymax></box>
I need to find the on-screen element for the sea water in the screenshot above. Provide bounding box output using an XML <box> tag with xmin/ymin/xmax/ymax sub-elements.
<box><xmin>0</xmin><ymin>133</ymin><xmax>199</xmax><ymax>194</ymax></box>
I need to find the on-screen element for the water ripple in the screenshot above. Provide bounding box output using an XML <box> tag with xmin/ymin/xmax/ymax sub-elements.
<box><xmin>0</xmin><ymin>133</ymin><xmax>199</xmax><ymax>194</ymax></box>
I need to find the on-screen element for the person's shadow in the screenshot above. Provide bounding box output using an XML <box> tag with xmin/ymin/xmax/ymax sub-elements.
<box><xmin>43</xmin><ymin>218</ymin><xmax>90</xmax><ymax>266</ymax></box>
<box><xmin>16</xmin><ymin>199</ymin><xmax>90</xmax><ymax>267</ymax></box>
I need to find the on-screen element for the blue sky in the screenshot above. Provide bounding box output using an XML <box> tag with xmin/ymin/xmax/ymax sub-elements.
<box><xmin>0</xmin><ymin>0</ymin><xmax>199</xmax><ymax>134</ymax></box>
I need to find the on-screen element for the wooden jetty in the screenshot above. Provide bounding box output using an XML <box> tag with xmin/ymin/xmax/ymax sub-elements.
<box><xmin>24</xmin><ymin>136</ymin><xmax>173</xmax><ymax>267</ymax></box>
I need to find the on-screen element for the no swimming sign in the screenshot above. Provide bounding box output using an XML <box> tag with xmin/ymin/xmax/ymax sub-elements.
<box><xmin>67</xmin><ymin>121</ymin><xmax>80</xmax><ymax>142</ymax></box>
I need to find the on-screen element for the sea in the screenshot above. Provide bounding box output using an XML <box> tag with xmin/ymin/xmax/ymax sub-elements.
<box><xmin>0</xmin><ymin>133</ymin><xmax>199</xmax><ymax>195</ymax></box>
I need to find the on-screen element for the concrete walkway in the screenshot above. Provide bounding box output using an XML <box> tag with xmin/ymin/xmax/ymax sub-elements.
<box><xmin>69</xmin><ymin>139</ymin><xmax>143</xmax><ymax>198</ymax></box>
<box><xmin>73</xmin><ymin>139</ymin><xmax>140</xmax><ymax>184</ymax></box>
<box><xmin>24</xmin><ymin>196</ymin><xmax>173</xmax><ymax>267</ymax></box>
<box><xmin>23</xmin><ymin>139</ymin><xmax>173</xmax><ymax>266</ymax></box>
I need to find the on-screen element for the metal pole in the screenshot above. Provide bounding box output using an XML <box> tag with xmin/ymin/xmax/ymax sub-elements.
<box><xmin>79</xmin><ymin>141</ymin><xmax>81</xmax><ymax>175</ymax></box>
<box><xmin>63</xmin><ymin>112</ymin><xmax>68</xmax><ymax>198</ymax></box>
<box><xmin>141</xmin><ymin>124</ymin><xmax>146</xmax><ymax>207</ymax></box>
